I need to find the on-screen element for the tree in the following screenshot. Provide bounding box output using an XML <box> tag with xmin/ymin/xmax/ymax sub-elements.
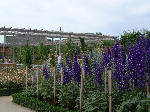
<box><xmin>96</xmin><ymin>32</ymin><xmax>102</xmax><ymax>35</ymax></box>
<box><xmin>37</xmin><ymin>42</ymin><xmax>47</xmax><ymax>63</ymax></box>
<box><xmin>79</xmin><ymin>37</ymin><xmax>86</xmax><ymax>53</ymax></box>
<box><xmin>120</xmin><ymin>29</ymin><xmax>150</xmax><ymax>48</ymax></box>
<box><xmin>23</xmin><ymin>40</ymin><xmax>32</xmax><ymax>68</ymax></box>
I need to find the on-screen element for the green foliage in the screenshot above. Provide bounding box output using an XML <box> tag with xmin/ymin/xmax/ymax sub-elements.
<box><xmin>26</xmin><ymin>84</ymin><xmax>37</xmax><ymax>97</ymax></box>
<box><xmin>58</xmin><ymin>80</ymin><xmax>79</xmax><ymax>110</ymax></box>
<box><xmin>0</xmin><ymin>87</ymin><xmax>23</xmax><ymax>96</ymax></box>
<box><xmin>37</xmin><ymin>43</ymin><xmax>47</xmax><ymax>63</ymax></box>
<box><xmin>0</xmin><ymin>80</ymin><xmax>23</xmax><ymax>88</ymax></box>
<box><xmin>63</xmin><ymin>39</ymin><xmax>75</xmax><ymax>61</ymax></box>
<box><xmin>116</xmin><ymin>89</ymin><xmax>149</xmax><ymax>112</ymax></box>
<box><xmin>50</xmin><ymin>52</ymin><xmax>56</xmax><ymax>67</ymax></box>
<box><xmin>12</xmin><ymin>92</ymin><xmax>79</xmax><ymax>112</ymax></box>
<box><xmin>39</xmin><ymin>76</ymin><xmax>57</xmax><ymax>104</ymax></box>
<box><xmin>9</xmin><ymin>46</ymin><xmax>24</xmax><ymax>63</ymax></box>
<box><xmin>76</xmin><ymin>75</ymin><xmax>108</xmax><ymax>112</ymax></box>
<box><xmin>96</xmin><ymin>32</ymin><xmax>102</xmax><ymax>35</ymax></box>
<box><xmin>79</xmin><ymin>37</ymin><xmax>86</xmax><ymax>53</ymax></box>
<box><xmin>120</xmin><ymin>30</ymin><xmax>150</xmax><ymax>48</ymax></box>
<box><xmin>23</xmin><ymin>40</ymin><xmax>32</xmax><ymax>68</ymax></box>
<box><xmin>102</xmin><ymin>40</ymin><xmax>115</xmax><ymax>47</ymax></box>
<box><xmin>83</xmin><ymin>90</ymin><xmax>108</xmax><ymax>112</ymax></box>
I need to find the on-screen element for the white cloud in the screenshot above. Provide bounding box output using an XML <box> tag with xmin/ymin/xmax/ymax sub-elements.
<box><xmin>0</xmin><ymin>0</ymin><xmax>149</xmax><ymax>37</ymax></box>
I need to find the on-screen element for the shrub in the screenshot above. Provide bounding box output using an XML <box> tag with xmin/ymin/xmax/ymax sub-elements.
<box><xmin>0</xmin><ymin>87</ymin><xmax>23</xmax><ymax>96</ymax></box>
<box><xmin>12</xmin><ymin>92</ymin><xmax>79</xmax><ymax>112</ymax></box>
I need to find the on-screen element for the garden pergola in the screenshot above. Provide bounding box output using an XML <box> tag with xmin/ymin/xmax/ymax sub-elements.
<box><xmin>0</xmin><ymin>26</ymin><xmax>118</xmax><ymax>63</ymax></box>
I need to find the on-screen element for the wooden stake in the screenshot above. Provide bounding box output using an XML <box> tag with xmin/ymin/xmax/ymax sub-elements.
<box><xmin>26</xmin><ymin>66</ymin><xmax>28</xmax><ymax>91</ymax></box>
<box><xmin>32</xmin><ymin>64</ymin><xmax>34</xmax><ymax>84</ymax></box>
<box><xmin>13</xmin><ymin>46</ymin><xmax>15</xmax><ymax>63</ymax></box>
<box><xmin>33</xmin><ymin>47</ymin><xmax>35</xmax><ymax>63</ymax></box>
<box><xmin>129</xmin><ymin>79</ymin><xmax>132</xmax><ymax>89</ymax></box>
<box><xmin>80</xmin><ymin>66</ymin><xmax>84</xmax><ymax>112</ymax></box>
<box><xmin>104</xmin><ymin>68</ymin><xmax>107</xmax><ymax>92</ymax></box>
<box><xmin>133</xmin><ymin>80</ymin><xmax>134</xmax><ymax>89</ymax></box>
<box><xmin>3</xmin><ymin>42</ymin><xmax>4</xmax><ymax>57</ymax></box>
<box><xmin>108</xmin><ymin>70</ymin><xmax>112</xmax><ymax>112</ymax></box>
<box><xmin>61</xmin><ymin>67</ymin><xmax>63</xmax><ymax>85</ymax></box>
<box><xmin>146</xmin><ymin>73</ymin><xmax>150</xmax><ymax>97</ymax></box>
<box><xmin>36</xmin><ymin>68</ymin><xmax>39</xmax><ymax>97</ymax></box>
<box><xmin>53</xmin><ymin>67</ymin><xmax>56</xmax><ymax>104</ymax></box>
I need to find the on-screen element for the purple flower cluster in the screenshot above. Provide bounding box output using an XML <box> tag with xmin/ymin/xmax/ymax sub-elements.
<box><xmin>67</xmin><ymin>59</ymin><xmax>73</xmax><ymax>79</ymax></box>
<box><xmin>84</xmin><ymin>54</ymin><xmax>91</xmax><ymax>75</ymax></box>
<box><xmin>63</xmin><ymin>64</ymin><xmax>70</xmax><ymax>85</ymax></box>
<box><xmin>111</xmin><ymin>42</ymin><xmax>129</xmax><ymax>91</ymax></box>
<box><xmin>103</xmin><ymin>48</ymin><xmax>111</xmax><ymax>70</ymax></box>
<box><xmin>94</xmin><ymin>61</ymin><xmax>103</xmax><ymax>86</ymax></box>
<box><xmin>148</xmin><ymin>48</ymin><xmax>150</xmax><ymax>85</ymax></box>
<box><xmin>43</xmin><ymin>64</ymin><xmax>51</xmax><ymax>80</ymax></box>
<box><xmin>72</xmin><ymin>50</ymin><xmax>81</xmax><ymax>83</ymax></box>
<box><xmin>128</xmin><ymin>37</ymin><xmax>147</xmax><ymax>88</ymax></box>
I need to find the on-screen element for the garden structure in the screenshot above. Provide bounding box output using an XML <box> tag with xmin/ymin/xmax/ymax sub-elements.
<box><xmin>0</xmin><ymin>26</ymin><xmax>117</xmax><ymax>63</ymax></box>
<box><xmin>0</xmin><ymin>27</ymin><xmax>149</xmax><ymax>112</ymax></box>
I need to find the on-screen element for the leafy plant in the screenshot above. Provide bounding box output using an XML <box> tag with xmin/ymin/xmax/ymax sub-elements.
<box><xmin>116</xmin><ymin>90</ymin><xmax>149</xmax><ymax>112</ymax></box>
<box><xmin>58</xmin><ymin>80</ymin><xmax>79</xmax><ymax>110</ymax></box>
<box><xmin>12</xmin><ymin>92</ymin><xmax>78</xmax><ymax>112</ymax></box>
<box><xmin>23</xmin><ymin>40</ymin><xmax>32</xmax><ymax>68</ymax></box>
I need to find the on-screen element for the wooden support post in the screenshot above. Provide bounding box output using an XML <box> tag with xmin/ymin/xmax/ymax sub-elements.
<box><xmin>133</xmin><ymin>80</ymin><xmax>134</xmax><ymax>89</ymax></box>
<box><xmin>53</xmin><ymin>67</ymin><xmax>56</xmax><ymax>104</ymax></box>
<box><xmin>19</xmin><ymin>46</ymin><xmax>21</xmax><ymax>63</ymax></box>
<box><xmin>33</xmin><ymin>47</ymin><xmax>35</xmax><ymax>63</ymax></box>
<box><xmin>26</xmin><ymin>66</ymin><xmax>28</xmax><ymax>91</ymax></box>
<box><xmin>80</xmin><ymin>66</ymin><xmax>84</xmax><ymax>112</ymax></box>
<box><xmin>36</xmin><ymin>68</ymin><xmax>39</xmax><ymax>97</ymax></box>
<box><xmin>129</xmin><ymin>79</ymin><xmax>132</xmax><ymax>89</ymax></box>
<box><xmin>56</xmin><ymin>44</ymin><xmax>58</xmax><ymax>55</ymax></box>
<box><xmin>59</xmin><ymin>37</ymin><xmax>61</xmax><ymax>55</ymax></box>
<box><xmin>59</xmin><ymin>27</ymin><xmax>61</xmax><ymax>55</ymax></box>
<box><xmin>61</xmin><ymin>67</ymin><xmax>63</xmax><ymax>85</ymax></box>
<box><xmin>108</xmin><ymin>70</ymin><xmax>112</xmax><ymax>112</ymax></box>
<box><xmin>13</xmin><ymin>46</ymin><xmax>15</xmax><ymax>63</ymax></box>
<box><xmin>3</xmin><ymin>43</ymin><xmax>4</xmax><ymax>57</ymax></box>
<box><xmin>104</xmin><ymin>68</ymin><xmax>107</xmax><ymax>92</ymax></box>
<box><xmin>3</xmin><ymin>32</ymin><xmax>6</xmax><ymax>57</ymax></box>
<box><xmin>52</xmin><ymin>37</ymin><xmax>54</xmax><ymax>45</ymax></box>
<box><xmin>32</xmin><ymin>64</ymin><xmax>34</xmax><ymax>84</ymax></box>
<box><xmin>146</xmin><ymin>73</ymin><xmax>150</xmax><ymax>97</ymax></box>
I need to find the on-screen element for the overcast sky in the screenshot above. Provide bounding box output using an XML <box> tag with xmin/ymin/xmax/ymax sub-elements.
<box><xmin>0</xmin><ymin>0</ymin><xmax>150</xmax><ymax>43</ymax></box>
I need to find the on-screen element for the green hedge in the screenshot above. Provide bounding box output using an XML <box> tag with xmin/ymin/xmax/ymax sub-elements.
<box><xmin>12</xmin><ymin>92</ymin><xmax>79</xmax><ymax>112</ymax></box>
<box><xmin>0</xmin><ymin>87</ymin><xmax>23</xmax><ymax>96</ymax></box>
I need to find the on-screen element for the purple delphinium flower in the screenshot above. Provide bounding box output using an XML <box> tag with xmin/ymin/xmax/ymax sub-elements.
<box><xmin>102</xmin><ymin>48</ymin><xmax>112</xmax><ymax>70</ymax></box>
<box><xmin>43</xmin><ymin>64</ymin><xmax>51</xmax><ymax>80</ymax></box>
<box><xmin>63</xmin><ymin>64</ymin><xmax>70</xmax><ymax>85</ymax></box>
<box><xmin>95</xmin><ymin>61</ymin><xmax>103</xmax><ymax>86</ymax></box>
<box><xmin>84</xmin><ymin>54</ymin><xmax>91</xmax><ymax>75</ymax></box>
<box><xmin>67</xmin><ymin>58</ymin><xmax>73</xmax><ymax>80</ymax></box>
<box><xmin>72</xmin><ymin>50</ymin><xmax>81</xmax><ymax>83</ymax></box>
<box><xmin>112</xmin><ymin>42</ymin><xmax>129</xmax><ymax>91</ymax></box>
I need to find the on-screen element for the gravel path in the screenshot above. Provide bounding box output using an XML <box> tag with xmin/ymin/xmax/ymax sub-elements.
<box><xmin>0</xmin><ymin>96</ymin><xmax>34</xmax><ymax>112</ymax></box>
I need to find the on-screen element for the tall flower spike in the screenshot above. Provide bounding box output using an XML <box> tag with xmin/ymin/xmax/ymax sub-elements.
<box><xmin>72</xmin><ymin>50</ymin><xmax>81</xmax><ymax>83</ymax></box>
<box><xmin>43</xmin><ymin>64</ymin><xmax>51</xmax><ymax>80</ymax></box>
<box><xmin>84</xmin><ymin>54</ymin><xmax>91</xmax><ymax>75</ymax></box>
<box><xmin>95</xmin><ymin>61</ymin><xmax>103</xmax><ymax>86</ymax></box>
<box><xmin>63</xmin><ymin>64</ymin><xmax>70</xmax><ymax>85</ymax></box>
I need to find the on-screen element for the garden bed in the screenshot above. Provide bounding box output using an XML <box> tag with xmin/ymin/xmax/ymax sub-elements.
<box><xmin>12</xmin><ymin>92</ymin><xmax>79</xmax><ymax>112</ymax></box>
